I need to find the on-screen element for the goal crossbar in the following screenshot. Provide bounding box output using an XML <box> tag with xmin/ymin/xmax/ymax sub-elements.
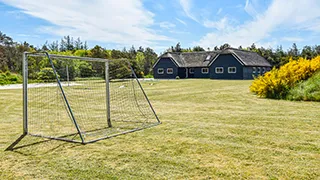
<box><xmin>25</xmin><ymin>52</ymin><xmax>109</xmax><ymax>62</ymax></box>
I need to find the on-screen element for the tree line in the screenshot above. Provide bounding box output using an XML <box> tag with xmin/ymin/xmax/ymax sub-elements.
<box><xmin>0</xmin><ymin>32</ymin><xmax>157</xmax><ymax>78</ymax></box>
<box><xmin>1</xmin><ymin>30</ymin><xmax>320</xmax><ymax>78</ymax></box>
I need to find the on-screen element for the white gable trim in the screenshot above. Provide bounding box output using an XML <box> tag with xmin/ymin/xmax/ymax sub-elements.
<box><xmin>208</xmin><ymin>54</ymin><xmax>221</xmax><ymax>66</ymax></box>
<box><xmin>231</xmin><ymin>52</ymin><xmax>245</xmax><ymax>66</ymax></box>
<box><xmin>208</xmin><ymin>53</ymin><xmax>245</xmax><ymax>66</ymax></box>
<box><xmin>152</xmin><ymin>57</ymin><xmax>179</xmax><ymax>68</ymax></box>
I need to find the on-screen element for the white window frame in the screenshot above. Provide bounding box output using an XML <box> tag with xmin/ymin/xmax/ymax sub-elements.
<box><xmin>252</xmin><ymin>67</ymin><xmax>256</xmax><ymax>73</ymax></box>
<box><xmin>189</xmin><ymin>68</ymin><xmax>195</xmax><ymax>74</ymax></box>
<box><xmin>215</xmin><ymin>67</ymin><xmax>224</xmax><ymax>74</ymax></box>
<box><xmin>201</xmin><ymin>68</ymin><xmax>209</xmax><ymax>74</ymax></box>
<box><xmin>262</xmin><ymin>67</ymin><xmax>266</xmax><ymax>73</ymax></box>
<box><xmin>228</xmin><ymin>67</ymin><xmax>237</xmax><ymax>74</ymax></box>
<box><xmin>167</xmin><ymin>68</ymin><xmax>173</xmax><ymax>74</ymax></box>
<box><xmin>257</xmin><ymin>67</ymin><xmax>261</xmax><ymax>74</ymax></box>
<box><xmin>157</xmin><ymin>68</ymin><xmax>164</xmax><ymax>74</ymax></box>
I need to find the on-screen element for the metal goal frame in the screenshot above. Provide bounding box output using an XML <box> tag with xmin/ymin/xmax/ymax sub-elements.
<box><xmin>22</xmin><ymin>52</ymin><xmax>161</xmax><ymax>144</ymax></box>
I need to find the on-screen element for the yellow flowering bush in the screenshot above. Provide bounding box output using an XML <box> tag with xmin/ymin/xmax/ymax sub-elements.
<box><xmin>250</xmin><ymin>56</ymin><xmax>320</xmax><ymax>99</ymax></box>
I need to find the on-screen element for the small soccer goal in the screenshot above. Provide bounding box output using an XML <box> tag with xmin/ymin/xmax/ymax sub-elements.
<box><xmin>22</xmin><ymin>52</ymin><xmax>160</xmax><ymax>144</ymax></box>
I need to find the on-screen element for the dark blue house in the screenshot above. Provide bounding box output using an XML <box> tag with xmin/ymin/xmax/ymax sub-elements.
<box><xmin>153</xmin><ymin>48</ymin><xmax>272</xmax><ymax>79</ymax></box>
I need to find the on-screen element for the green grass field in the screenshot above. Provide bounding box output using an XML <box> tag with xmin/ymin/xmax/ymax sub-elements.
<box><xmin>1</xmin><ymin>79</ymin><xmax>320</xmax><ymax>179</ymax></box>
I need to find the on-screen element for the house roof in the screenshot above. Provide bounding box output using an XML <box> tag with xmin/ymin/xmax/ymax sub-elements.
<box><xmin>157</xmin><ymin>48</ymin><xmax>271</xmax><ymax>68</ymax></box>
<box><xmin>159</xmin><ymin>51</ymin><xmax>220</xmax><ymax>67</ymax></box>
<box><xmin>225</xmin><ymin>48</ymin><xmax>271</xmax><ymax>67</ymax></box>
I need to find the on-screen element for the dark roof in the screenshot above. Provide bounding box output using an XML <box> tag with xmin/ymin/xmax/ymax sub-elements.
<box><xmin>224</xmin><ymin>48</ymin><xmax>271</xmax><ymax>67</ymax></box>
<box><xmin>157</xmin><ymin>48</ymin><xmax>271</xmax><ymax>67</ymax></box>
<box><xmin>159</xmin><ymin>51</ymin><xmax>220</xmax><ymax>67</ymax></box>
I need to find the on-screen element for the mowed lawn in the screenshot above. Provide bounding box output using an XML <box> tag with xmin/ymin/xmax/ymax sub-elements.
<box><xmin>0</xmin><ymin>79</ymin><xmax>320</xmax><ymax>179</ymax></box>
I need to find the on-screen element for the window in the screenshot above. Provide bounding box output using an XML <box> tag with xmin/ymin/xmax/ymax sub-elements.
<box><xmin>206</xmin><ymin>55</ymin><xmax>211</xmax><ymax>61</ymax></box>
<box><xmin>189</xmin><ymin>68</ymin><xmax>194</xmax><ymax>74</ymax></box>
<box><xmin>157</xmin><ymin>68</ymin><xmax>164</xmax><ymax>74</ymax></box>
<box><xmin>215</xmin><ymin>67</ymin><xmax>224</xmax><ymax>74</ymax></box>
<box><xmin>257</xmin><ymin>67</ymin><xmax>261</xmax><ymax>74</ymax></box>
<box><xmin>262</xmin><ymin>67</ymin><xmax>266</xmax><ymax>73</ymax></box>
<box><xmin>202</xmin><ymin>68</ymin><xmax>209</xmax><ymax>74</ymax></box>
<box><xmin>252</xmin><ymin>67</ymin><xmax>256</xmax><ymax>73</ymax></box>
<box><xmin>228</xmin><ymin>67</ymin><xmax>237</xmax><ymax>73</ymax></box>
<box><xmin>167</xmin><ymin>68</ymin><xmax>173</xmax><ymax>74</ymax></box>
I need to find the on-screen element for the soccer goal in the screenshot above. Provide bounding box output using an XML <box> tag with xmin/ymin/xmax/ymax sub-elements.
<box><xmin>22</xmin><ymin>52</ymin><xmax>160</xmax><ymax>144</ymax></box>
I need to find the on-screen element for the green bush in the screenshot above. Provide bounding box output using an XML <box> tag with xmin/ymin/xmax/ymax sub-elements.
<box><xmin>109</xmin><ymin>61</ymin><xmax>132</xmax><ymax>79</ymax></box>
<box><xmin>53</xmin><ymin>60</ymin><xmax>77</xmax><ymax>81</ymax></box>
<box><xmin>37</xmin><ymin>68</ymin><xmax>57</xmax><ymax>82</ymax></box>
<box><xmin>287</xmin><ymin>71</ymin><xmax>320</xmax><ymax>101</ymax></box>
<box><xmin>0</xmin><ymin>71</ymin><xmax>22</xmax><ymax>85</ymax></box>
<box><xmin>144</xmin><ymin>74</ymin><xmax>154</xmax><ymax>78</ymax></box>
<box><xmin>79</xmin><ymin>63</ymin><xmax>94</xmax><ymax>77</ymax></box>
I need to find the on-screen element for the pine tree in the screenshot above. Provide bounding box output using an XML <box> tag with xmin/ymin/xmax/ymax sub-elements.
<box><xmin>41</xmin><ymin>41</ymin><xmax>49</xmax><ymax>51</ymax></box>
<box><xmin>192</xmin><ymin>46</ymin><xmax>205</xmax><ymax>51</ymax></box>
<box><xmin>174</xmin><ymin>42</ymin><xmax>182</xmax><ymax>52</ymax></box>
<box><xmin>84</xmin><ymin>41</ymin><xmax>88</xmax><ymax>50</ymax></box>
<box><xmin>75</xmin><ymin>37</ymin><xmax>83</xmax><ymax>50</ymax></box>
<box><xmin>144</xmin><ymin>47</ymin><xmax>157</xmax><ymax>75</ymax></box>
<box><xmin>220</xmin><ymin>43</ymin><xmax>230</xmax><ymax>50</ymax></box>
<box><xmin>128</xmin><ymin>45</ymin><xmax>137</xmax><ymax>59</ymax></box>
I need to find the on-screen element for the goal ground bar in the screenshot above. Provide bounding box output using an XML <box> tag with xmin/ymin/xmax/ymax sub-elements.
<box><xmin>28</xmin><ymin>122</ymin><xmax>161</xmax><ymax>144</ymax></box>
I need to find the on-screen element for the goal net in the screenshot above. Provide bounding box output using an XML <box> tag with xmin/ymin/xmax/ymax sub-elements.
<box><xmin>23</xmin><ymin>52</ymin><xmax>160</xmax><ymax>144</ymax></box>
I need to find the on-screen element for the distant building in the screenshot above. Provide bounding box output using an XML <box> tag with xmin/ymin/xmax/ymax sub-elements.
<box><xmin>153</xmin><ymin>48</ymin><xmax>272</xmax><ymax>79</ymax></box>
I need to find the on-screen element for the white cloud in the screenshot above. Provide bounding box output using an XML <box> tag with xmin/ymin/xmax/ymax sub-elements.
<box><xmin>217</xmin><ymin>8</ymin><xmax>223</xmax><ymax>15</ymax></box>
<box><xmin>255</xmin><ymin>40</ymin><xmax>279</xmax><ymax>49</ymax></box>
<box><xmin>159</xmin><ymin>22</ymin><xmax>176</xmax><ymax>29</ymax></box>
<box><xmin>5</xmin><ymin>10</ymin><xmax>25</xmax><ymax>19</ymax></box>
<box><xmin>17</xmin><ymin>34</ymin><xmax>40</xmax><ymax>38</ymax></box>
<box><xmin>176</xmin><ymin>18</ymin><xmax>187</xmax><ymax>26</ymax></box>
<box><xmin>197</xmin><ymin>0</ymin><xmax>320</xmax><ymax>48</ymax></box>
<box><xmin>178</xmin><ymin>0</ymin><xmax>199</xmax><ymax>23</ymax></box>
<box><xmin>0</xmin><ymin>0</ymin><xmax>172</xmax><ymax>47</ymax></box>
<box><xmin>281</xmin><ymin>37</ymin><xmax>304</xmax><ymax>42</ymax></box>
<box><xmin>244</xmin><ymin>0</ymin><xmax>259</xmax><ymax>17</ymax></box>
<box><xmin>153</xmin><ymin>3</ymin><xmax>165</xmax><ymax>11</ymax></box>
<box><xmin>169</xmin><ymin>30</ymin><xmax>190</xmax><ymax>34</ymax></box>
<box><xmin>203</xmin><ymin>17</ymin><xmax>233</xmax><ymax>31</ymax></box>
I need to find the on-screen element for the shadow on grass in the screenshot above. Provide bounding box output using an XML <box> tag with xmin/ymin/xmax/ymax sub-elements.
<box><xmin>5</xmin><ymin>134</ymin><xmax>28</xmax><ymax>151</ymax></box>
<box><xmin>5</xmin><ymin>133</ymin><xmax>82</xmax><ymax>155</ymax></box>
<box><xmin>4</xmin><ymin>123</ymin><xmax>161</xmax><ymax>155</ymax></box>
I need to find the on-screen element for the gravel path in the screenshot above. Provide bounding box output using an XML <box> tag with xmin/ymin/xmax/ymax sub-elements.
<box><xmin>0</xmin><ymin>78</ymin><xmax>157</xmax><ymax>90</ymax></box>
<box><xmin>0</xmin><ymin>82</ymin><xmax>81</xmax><ymax>90</ymax></box>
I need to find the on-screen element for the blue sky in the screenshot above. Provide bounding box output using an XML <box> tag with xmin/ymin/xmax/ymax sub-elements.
<box><xmin>1</xmin><ymin>0</ymin><xmax>320</xmax><ymax>54</ymax></box>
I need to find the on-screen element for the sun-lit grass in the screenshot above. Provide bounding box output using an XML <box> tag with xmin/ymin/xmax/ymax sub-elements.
<box><xmin>287</xmin><ymin>71</ymin><xmax>320</xmax><ymax>101</ymax></box>
<box><xmin>1</xmin><ymin>79</ymin><xmax>320</xmax><ymax>179</ymax></box>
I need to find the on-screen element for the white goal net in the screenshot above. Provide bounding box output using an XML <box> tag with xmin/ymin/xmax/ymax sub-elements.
<box><xmin>23</xmin><ymin>52</ymin><xmax>160</xmax><ymax>144</ymax></box>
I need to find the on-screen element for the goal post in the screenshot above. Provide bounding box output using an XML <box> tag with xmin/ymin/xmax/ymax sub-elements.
<box><xmin>105</xmin><ymin>61</ymin><xmax>112</xmax><ymax>128</ymax></box>
<box><xmin>22</xmin><ymin>52</ymin><xmax>28</xmax><ymax>135</ymax></box>
<box><xmin>22</xmin><ymin>52</ymin><xmax>160</xmax><ymax>144</ymax></box>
